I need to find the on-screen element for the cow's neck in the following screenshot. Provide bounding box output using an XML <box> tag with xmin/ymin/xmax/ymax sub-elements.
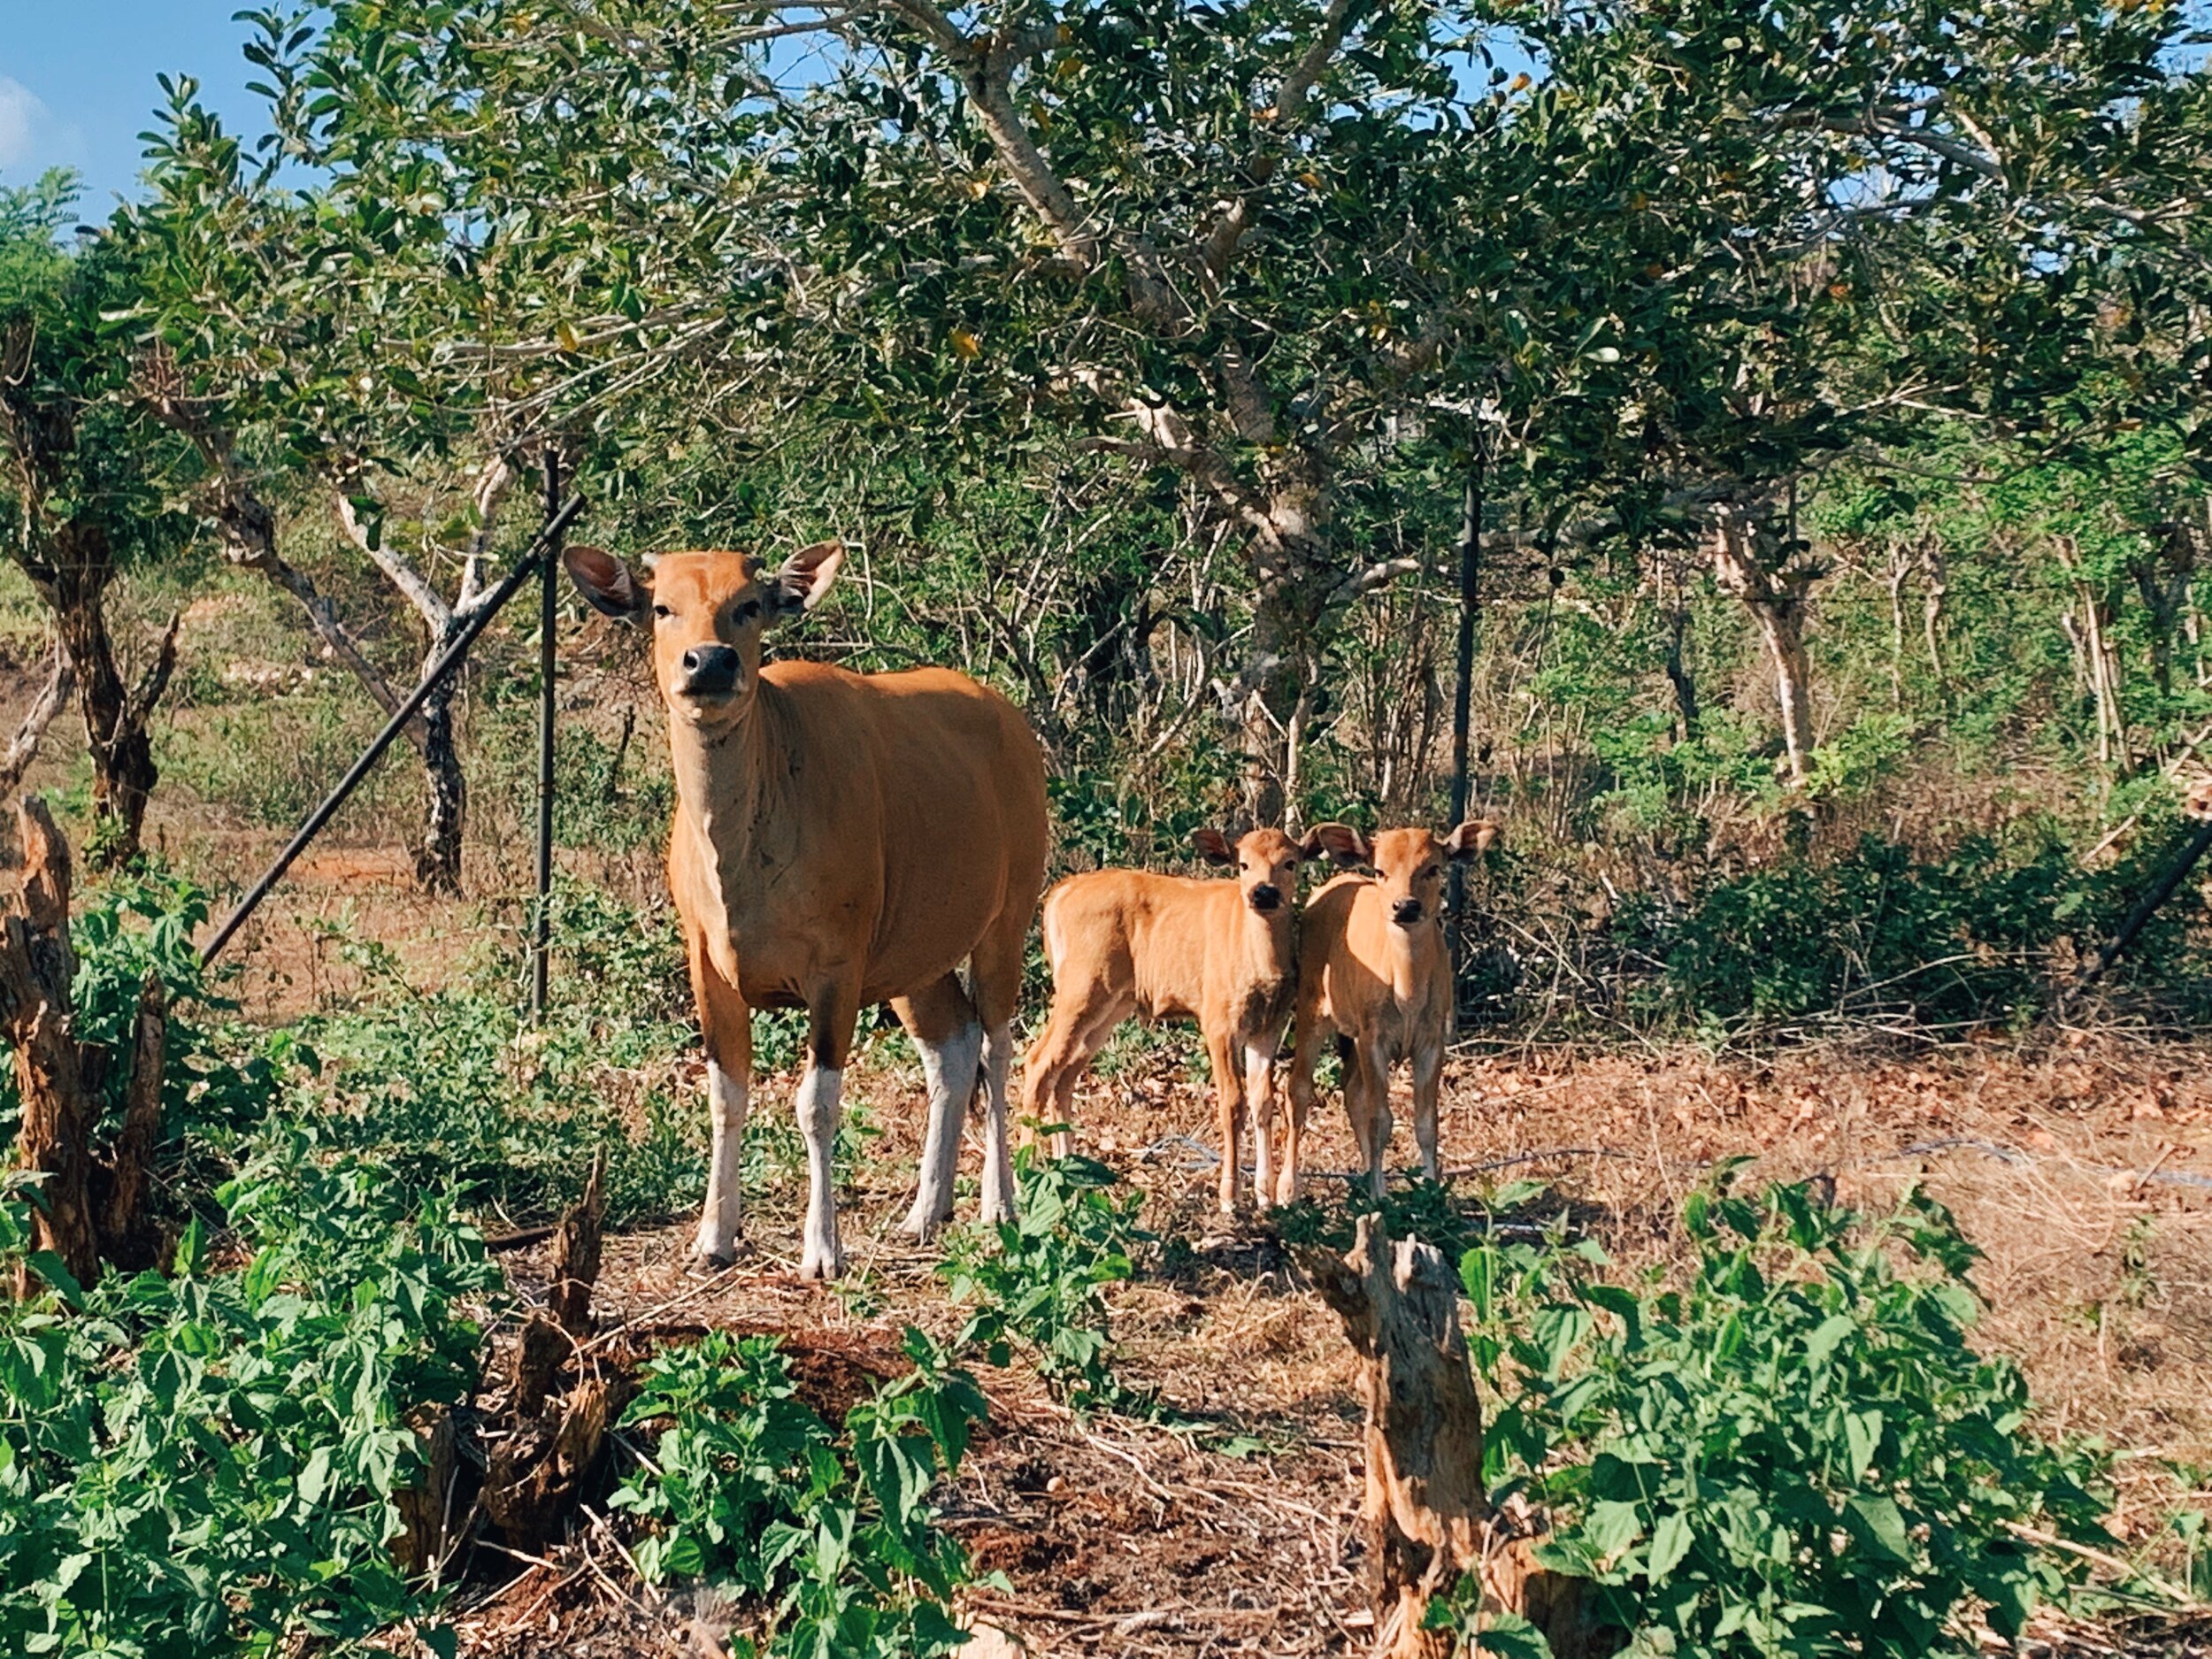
<box><xmin>1376</xmin><ymin>900</ymin><xmax>1431</xmax><ymax>1000</ymax></box>
<box><xmin>666</xmin><ymin>687</ymin><xmax>795</xmax><ymax>914</ymax></box>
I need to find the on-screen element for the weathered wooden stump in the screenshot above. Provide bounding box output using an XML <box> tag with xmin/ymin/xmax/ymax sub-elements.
<box><xmin>1</xmin><ymin>796</ymin><xmax>167</xmax><ymax>1292</ymax></box>
<box><xmin>1308</xmin><ymin>1214</ymin><xmax>1593</xmax><ymax>1658</ymax></box>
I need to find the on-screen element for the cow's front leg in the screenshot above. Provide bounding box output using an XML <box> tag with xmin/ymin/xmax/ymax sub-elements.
<box><xmin>797</xmin><ymin>983</ymin><xmax>860</xmax><ymax>1281</ymax></box>
<box><xmin>978</xmin><ymin>1020</ymin><xmax>1017</xmax><ymax>1225</ymax></box>
<box><xmin>689</xmin><ymin>936</ymin><xmax>753</xmax><ymax>1271</ymax></box>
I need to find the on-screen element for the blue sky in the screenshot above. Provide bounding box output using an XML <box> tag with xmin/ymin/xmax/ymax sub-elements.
<box><xmin>0</xmin><ymin>4</ymin><xmax>264</xmax><ymax>207</ymax></box>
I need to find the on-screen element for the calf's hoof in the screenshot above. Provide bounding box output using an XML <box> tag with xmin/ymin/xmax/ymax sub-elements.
<box><xmin>899</xmin><ymin>1197</ymin><xmax>950</xmax><ymax>1240</ymax></box>
<box><xmin>798</xmin><ymin>1241</ymin><xmax>846</xmax><ymax>1282</ymax></box>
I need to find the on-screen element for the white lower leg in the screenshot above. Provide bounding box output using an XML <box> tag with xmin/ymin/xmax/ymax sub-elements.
<box><xmin>1244</xmin><ymin>1041</ymin><xmax>1276</xmax><ymax>1208</ymax></box>
<box><xmin>979</xmin><ymin>1022</ymin><xmax>1016</xmax><ymax>1225</ymax></box>
<box><xmin>795</xmin><ymin>1064</ymin><xmax>846</xmax><ymax>1280</ymax></box>
<box><xmin>1413</xmin><ymin>1056</ymin><xmax>1443</xmax><ymax>1181</ymax></box>
<box><xmin>692</xmin><ymin>1060</ymin><xmax>749</xmax><ymax>1264</ymax></box>
<box><xmin>901</xmin><ymin>1022</ymin><xmax>981</xmax><ymax>1238</ymax></box>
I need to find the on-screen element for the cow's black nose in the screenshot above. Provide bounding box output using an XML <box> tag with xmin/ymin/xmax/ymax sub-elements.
<box><xmin>1249</xmin><ymin>883</ymin><xmax>1282</xmax><ymax>912</ymax></box>
<box><xmin>1391</xmin><ymin>898</ymin><xmax>1424</xmax><ymax>926</ymax></box>
<box><xmin>680</xmin><ymin>644</ymin><xmax>741</xmax><ymax>695</ymax></box>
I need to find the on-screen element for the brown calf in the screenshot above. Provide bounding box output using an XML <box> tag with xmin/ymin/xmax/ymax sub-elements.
<box><xmin>1279</xmin><ymin>821</ymin><xmax>1498</xmax><ymax>1202</ymax></box>
<box><xmin>565</xmin><ymin>541</ymin><xmax>1048</xmax><ymax>1279</ymax></box>
<box><xmin>1021</xmin><ymin>827</ymin><xmax>1327</xmax><ymax>1212</ymax></box>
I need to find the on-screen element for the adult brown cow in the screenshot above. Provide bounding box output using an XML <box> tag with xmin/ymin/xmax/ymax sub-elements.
<box><xmin>565</xmin><ymin>541</ymin><xmax>1048</xmax><ymax>1279</ymax></box>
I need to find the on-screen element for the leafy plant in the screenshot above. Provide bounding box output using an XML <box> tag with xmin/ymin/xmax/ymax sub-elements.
<box><xmin>938</xmin><ymin>1145</ymin><xmax>1144</xmax><ymax>1410</ymax></box>
<box><xmin>611</xmin><ymin>1327</ymin><xmax>989</xmax><ymax>1659</ymax></box>
<box><xmin>0</xmin><ymin>1133</ymin><xmax>497</xmax><ymax>1658</ymax></box>
<box><xmin>1447</xmin><ymin>1173</ymin><xmax>2116</xmax><ymax>1656</ymax></box>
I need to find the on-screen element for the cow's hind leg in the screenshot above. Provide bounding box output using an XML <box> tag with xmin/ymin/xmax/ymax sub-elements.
<box><xmin>797</xmin><ymin>981</ymin><xmax>861</xmax><ymax>1281</ymax></box>
<box><xmin>970</xmin><ymin>905</ymin><xmax>1032</xmax><ymax>1225</ymax></box>
<box><xmin>894</xmin><ymin>973</ymin><xmax>983</xmax><ymax>1240</ymax></box>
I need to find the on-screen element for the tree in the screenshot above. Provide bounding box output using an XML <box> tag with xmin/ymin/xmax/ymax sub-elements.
<box><xmin>0</xmin><ymin>171</ymin><xmax>188</xmax><ymax>864</ymax></box>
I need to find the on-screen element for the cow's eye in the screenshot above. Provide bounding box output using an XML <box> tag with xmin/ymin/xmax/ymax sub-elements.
<box><xmin>737</xmin><ymin>599</ymin><xmax>762</xmax><ymax>622</ymax></box>
<box><xmin>651</xmin><ymin>603</ymin><xmax>672</xmax><ymax>620</ymax></box>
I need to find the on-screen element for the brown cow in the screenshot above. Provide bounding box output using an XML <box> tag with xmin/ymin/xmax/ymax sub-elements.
<box><xmin>1279</xmin><ymin>821</ymin><xmax>1498</xmax><ymax>1202</ymax></box>
<box><xmin>1020</xmin><ymin>826</ymin><xmax>1332</xmax><ymax>1212</ymax></box>
<box><xmin>565</xmin><ymin>541</ymin><xmax>1048</xmax><ymax>1279</ymax></box>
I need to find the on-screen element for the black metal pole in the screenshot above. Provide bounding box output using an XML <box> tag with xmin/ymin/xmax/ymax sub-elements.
<box><xmin>201</xmin><ymin>493</ymin><xmax>588</xmax><ymax>966</ymax></box>
<box><xmin>1446</xmin><ymin>440</ymin><xmax>1484</xmax><ymax>932</ymax></box>
<box><xmin>531</xmin><ymin>448</ymin><xmax>562</xmax><ymax>1018</ymax></box>
<box><xmin>2078</xmin><ymin>816</ymin><xmax>2212</xmax><ymax>989</ymax></box>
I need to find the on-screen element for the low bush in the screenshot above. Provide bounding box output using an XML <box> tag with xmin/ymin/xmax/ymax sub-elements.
<box><xmin>1449</xmin><ymin>1172</ymin><xmax>2116</xmax><ymax>1656</ymax></box>
<box><xmin>611</xmin><ymin>1327</ymin><xmax>991</xmax><ymax>1658</ymax></box>
<box><xmin>0</xmin><ymin>1133</ymin><xmax>497</xmax><ymax>1658</ymax></box>
<box><xmin>938</xmin><ymin>1146</ymin><xmax>1144</xmax><ymax>1409</ymax></box>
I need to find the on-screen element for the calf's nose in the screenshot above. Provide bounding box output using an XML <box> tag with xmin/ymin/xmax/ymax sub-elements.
<box><xmin>1248</xmin><ymin>883</ymin><xmax>1283</xmax><ymax>912</ymax></box>
<box><xmin>1390</xmin><ymin>898</ymin><xmax>1424</xmax><ymax>926</ymax></box>
<box><xmin>679</xmin><ymin>643</ymin><xmax>741</xmax><ymax>695</ymax></box>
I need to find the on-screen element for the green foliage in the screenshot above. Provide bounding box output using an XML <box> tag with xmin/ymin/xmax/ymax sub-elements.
<box><xmin>1624</xmin><ymin>829</ymin><xmax>2206</xmax><ymax>1033</ymax></box>
<box><xmin>611</xmin><ymin>1328</ymin><xmax>988</xmax><ymax>1659</ymax></box>
<box><xmin>1449</xmin><ymin>1175</ymin><xmax>2116</xmax><ymax>1656</ymax></box>
<box><xmin>939</xmin><ymin>1147</ymin><xmax>1144</xmax><ymax>1410</ymax></box>
<box><xmin>0</xmin><ymin>1135</ymin><xmax>496</xmax><ymax>1658</ymax></box>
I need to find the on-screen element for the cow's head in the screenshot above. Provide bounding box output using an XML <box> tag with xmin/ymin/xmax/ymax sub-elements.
<box><xmin>1303</xmin><ymin>820</ymin><xmax>1499</xmax><ymax>928</ymax></box>
<box><xmin>564</xmin><ymin>541</ymin><xmax>843</xmax><ymax>727</ymax></box>
<box><xmin>1193</xmin><ymin>826</ymin><xmax>1317</xmax><ymax>916</ymax></box>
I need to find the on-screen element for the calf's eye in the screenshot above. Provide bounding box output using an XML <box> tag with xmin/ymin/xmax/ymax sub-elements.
<box><xmin>651</xmin><ymin>603</ymin><xmax>672</xmax><ymax>619</ymax></box>
<box><xmin>738</xmin><ymin>599</ymin><xmax>762</xmax><ymax>621</ymax></box>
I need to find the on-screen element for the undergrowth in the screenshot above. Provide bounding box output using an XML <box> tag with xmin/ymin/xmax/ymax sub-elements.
<box><xmin>1448</xmin><ymin>1171</ymin><xmax>2119</xmax><ymax>1656</ymax></box>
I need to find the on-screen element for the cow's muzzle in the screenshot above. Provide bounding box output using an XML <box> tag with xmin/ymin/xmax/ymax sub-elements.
<box><xmin>1248</xmin><ymin>884</ymin><xmax>1283</xmax><ymax>913</ymax></box>
<box><xmin>679</xmin><ymin>644</ymin><xmax>741</xmax><ymax>698</ymax></box>
<box><xmin>1390</xmin><ymin>898</ymin><xmax>1425</xmax><ymax>926</ymax></box>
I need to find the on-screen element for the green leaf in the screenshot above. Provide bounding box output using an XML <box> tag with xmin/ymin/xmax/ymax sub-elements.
<box><xmin>1647</xmin><ymin>1509</ymin><xmax>1694</xmax><ymax>1579</ymax></box>
<box><xmin>1844</xmin><ymin>1494</ymin><xmax>1914</xmax><ymax>1564</ymax></box>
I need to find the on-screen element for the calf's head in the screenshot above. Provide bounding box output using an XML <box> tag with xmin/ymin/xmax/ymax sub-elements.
<box><xmin>563</xmin><ymin>541</ymin><xmax>844</xmax><ymax>726</ymax></box>
<box><xmin>1192</xmin><ymin>826</ymin><xmax>1325</xmax><ymax>916</ymax></box>
<box><xmin>1305</xmin><ymin>819</ymin><xmax>1501</xmax><ymax>928</ymax></box>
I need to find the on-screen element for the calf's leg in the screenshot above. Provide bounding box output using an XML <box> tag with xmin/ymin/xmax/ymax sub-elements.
<box><xmin>970</xmin><ymin>912</ymin><xmax>1030</xmax><ymax>1225</ymax></box>
<box><xmin>1206</xmin><ymin>1027</ymin><xmax>1243</xmax><ymax>1215</ymax></box>
<box><xmin>1411</xmin><ymin>1042</ymin><xmax>1445</xmax><ymax>1182</ymax></box>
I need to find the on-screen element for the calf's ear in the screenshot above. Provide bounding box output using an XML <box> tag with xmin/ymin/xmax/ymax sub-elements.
<box><xmin>771</xmin><ymin>539</ymin><xmax>845</xmax><ymax>616</ymax></box>
<box><xmin>1191</xmin><ymin>828</ymin><xmax>1236</xmax><ymax>866</ymax></box>
<box><xmin>1302</xmin><ymin>821</ymin><xmax>1371</xmax><ymax>868</ymax></box>
<box><xmin>1443</xmin><ymin>819</ymin><xmax>1500</xmax><ymax>861</ymax></box>
<box><xmin>563</xmin><ymin>545</ymin><xmax>647</xmax><ymax>622</ymax></box>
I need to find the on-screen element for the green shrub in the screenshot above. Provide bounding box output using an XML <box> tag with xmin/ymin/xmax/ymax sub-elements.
<box><xmin>1629</xmin><ymin>829</ymin><xmax>2205</xmax><ymax>1033</ymax></box>
<box><xmin>611</xmin><ymin>1327</ymin><xmax>988</xmax><ymax>1658</ymax></box>
<box><xmin>938</xmin><ymin>1147</ymin><xmax>1143</xmax><ymax>1409</ymax></box>
<box><xmin>1449</xmin><ymin>1173</ymin><xmax>2115</xmax><ymax>1656</ymax></box>
<box><xmin>0</xmin><ymin>1133</ymin><xmax>497</xmax><ymax>1658</ymax></box>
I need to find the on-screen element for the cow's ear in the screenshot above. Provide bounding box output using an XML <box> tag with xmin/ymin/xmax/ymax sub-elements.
<box><xmin>1302</xmin><ymin>821</ymin><xmax>1371</xmax><ymax>868</ymax></box>
<box><xmin>771</xmin><ymin>539</ymin><xmax>845</xmax><ymax>617</ymax></box>
<box><xmin>564</xmin><ymin>545</ymin><xmax>647</xmax><ymax>623</ymax></box>
<box><xmin>1191</xmin><ymin>828</ymin><xmax>1236</xmax><ymax>866</ymax></box>
<box><xmin>1443</xmin><ymin>819</ymin><xmax>1500</xmax><ymax>862</ymax></box>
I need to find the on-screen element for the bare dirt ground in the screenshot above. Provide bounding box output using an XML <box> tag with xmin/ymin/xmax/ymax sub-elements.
<box><xmin>423</xmin><ymin>1021</ymin><xmax>2212</xmax><ymax>1659</ymax></box>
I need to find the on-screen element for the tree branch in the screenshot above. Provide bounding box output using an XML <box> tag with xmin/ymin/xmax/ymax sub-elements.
<box><xmin>332</xmin><ymin>478</ymin><xmax>455</xmax><ymax>632</ymax></box>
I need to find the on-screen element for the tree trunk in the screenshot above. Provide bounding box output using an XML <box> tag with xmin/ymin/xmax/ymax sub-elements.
<box><xmin>34</xmin><ymin>530</ymin><xmax>175</xmax><ymax>868</ymax></box>
<box><xmin>1663</xmin><ymin>603</ymin><xmax>1701</xmax><ymax>741</ymax></box>
<box><xmin>1306</xmin><ymin>1216</ymin><xmax>1593</xmax><ymax>1658</ymax></box>
<box><xmin>414</xmin><ymin>633</ymin><xmax>468</xmax><ymax>896</ymax></box>
<box><xmin>1917</xmin><ymin>533</ymin><xmax>1948</xmax><ymax>690</ymax></box>
<box><xmin>1712</xmin><ymin>503</ymin><xmax>1820</xmax><ymax>787</ymax></box>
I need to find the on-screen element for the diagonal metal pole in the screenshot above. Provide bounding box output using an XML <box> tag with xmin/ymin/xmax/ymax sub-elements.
<box><xmin>201</xmin><ymin>493</ymin><xmax>588</xmax><ymax>967</ymax></box>
<box><xmin>532</xmin><ymin>448</ymin><xmax>562</xmax><ymax>1018</ymax></box>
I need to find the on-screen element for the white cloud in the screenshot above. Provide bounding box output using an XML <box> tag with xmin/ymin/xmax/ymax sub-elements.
<box><xmin>0</xmin><ymin>77</ymin><xmax>47</xmax><ymax>173</ymax></box>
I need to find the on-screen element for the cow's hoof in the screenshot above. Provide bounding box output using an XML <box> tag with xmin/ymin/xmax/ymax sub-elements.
<box><xmin>899</xmin><ymin>1203</ymin><xmax>946</xmax><ymax>1242</ymax></box>
<box><xmin>798</xmin><ymin>1245</ymin><xmax>846</xmax><ymax>1282</ymax></box>
<box><xmin>687</xmin><ymin>1245</ymin><xmax>741</xmax><ymax>1279</ymax></box>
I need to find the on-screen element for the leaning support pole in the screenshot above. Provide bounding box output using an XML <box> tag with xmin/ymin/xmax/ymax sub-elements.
<box><xmin>531</xmin><ymin>448</ymin><xmax>563</xmax><ymax>1018</ymax></box>
<box><xmin>201</xmin><ymin>493</ymin><xmax>588</xmax><ymax>966</ymax></box>
<box><xmin>1446</xmin><ymin>442</ymin><xmax>1484</xmax><ymax>937</ymax></box>
<box><xmin>2078</xmin><ymin>815</ymin><xmax>2212</xmax><ymax>991</ymax></box>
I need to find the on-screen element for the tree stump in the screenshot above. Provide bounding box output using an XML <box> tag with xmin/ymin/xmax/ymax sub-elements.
<box><xmin>0</xmin><ymin>796</ymin><xmax>171</xmax><ymax>1293</ymax></box>
<box><xmin>1308</xmin><ymin>1215</ymin><xmax>1593</xmax><ymax>1658</ymax></box>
